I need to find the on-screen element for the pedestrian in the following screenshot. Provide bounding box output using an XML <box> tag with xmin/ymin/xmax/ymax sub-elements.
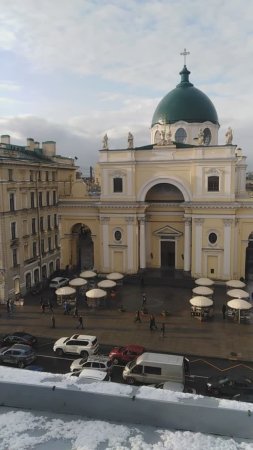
<box><xmin>160</xmin><ymin>322</ymin><xmax>165</xmax><ymax>338</ymax></box>
<box><xmin>149</xmin><ymin>314</ymin><xmax>157</xmax><ymax>331</ymax></box>
<box><xmin>222</xmin><ymin>303</ymin><xmax>227</xmax><ymax>320</ymax></box>
<box><xmin>77</xmin><ymin>315</ymin><xmax>84</xmax><ymax>329</ymax></box>
<box><xmin>142</xmin><ymin>293</ymin><xmax>147</xmax><ymax>307</ymax></box>
<box><xmin>134</xmin><ymin>310</ymin><xmax>141</xmax><ymax>323</ymax></box>
<box><xmin>49</xmin><ymin>300</ymin><xmax>54</xmax><ymax>312</ymax></box>
<box><xmin>51</xmin><ymin>315</ymin><xmax>56</xmax><ymax>328</ymax></box>
<box><xmin>6</xmin><ymin>299</ymin><xmax>10</xmax><ymax>315</ymax></box>
<box><xmin>73</xmin><ymin>305</ymin><xmax>79</xmax><ymax>317</ymax></box>
<box><xmin>63</xmin><ymin>301</ymin><xmax>69</xmax><ymax>315</ymax></box>
<box><xmin>41</xmin><ymin>303</ymin><xmax>46</xmax><ymax>313</ymax></box>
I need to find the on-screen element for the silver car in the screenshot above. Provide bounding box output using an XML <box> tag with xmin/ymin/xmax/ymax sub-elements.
<box><xmin>70</xmin><ymin>355</ymin><xmax>113</xmax><ymax>374</ymax></box>
<box><xmin>0</xmin><ymin>344</ymin><xmax>37</xmax><ymax>368</ymax></box>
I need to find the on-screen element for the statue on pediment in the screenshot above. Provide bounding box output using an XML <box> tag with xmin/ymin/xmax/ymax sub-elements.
<box><xmin>102</xmin><ymin>133</ymin><xmax>109</xmax><ymax>150</ymax></box>
<box><xmin>225</xmin><ymin>127</ymin><xmax>233</xmax><ymax>145</ymax></box>
<box><xmin>198</xmin><ymin>128</ymin><xmax>204</xmax><ymax>145</ymax></box>
<box><xmin>128</xmin><ymin>132</ymin><xmax>134</xmax><ymax>149</ymax></box>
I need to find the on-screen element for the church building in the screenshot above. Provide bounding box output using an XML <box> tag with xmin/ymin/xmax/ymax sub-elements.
<box><xmin>60</xmin><ymin>61</ymin><xmax>253</xmax><ymax>282</ymax></box>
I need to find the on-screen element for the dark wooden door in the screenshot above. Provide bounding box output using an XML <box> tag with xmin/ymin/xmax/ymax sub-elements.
<box><xmin>161</xmin><ymin>241</ymin><xmax>175</xmax><ymax>268</ymax></box>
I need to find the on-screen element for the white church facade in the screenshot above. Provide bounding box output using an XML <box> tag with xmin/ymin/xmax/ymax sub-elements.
<box><xmin>60</xmin><ymin>62</ymin><xmax>253</xmax><ymax>282</ymax></box>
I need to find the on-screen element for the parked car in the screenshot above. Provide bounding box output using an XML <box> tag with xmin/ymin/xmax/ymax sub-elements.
<box><xmin>70</xmin><ymin>355</ymin><xmax>113</xmax><ymax>374</ymax></box>
<box><xmin>109</xmin><ymin>344</ymin><xmax>145</xmax><ymax>365</ymax></box>
<box><xmin>0</xmin><ymin>344</ymin><xmax>37</xmax><ymax>368</ymax></box>
<box><xmin>53</xmin><ymin>334</ymin><xmax>99</xmax><ymax>358</ymax></box>
<box><xmin>70</xmin><ymin>368</ymin><xmax>111</xmax><ymax>382</ymax></box>
<box><xmin>49</xmin><ymin>277</ymin><xmax>69</xmax><ymax>289</ymax></box>
<box><xmin>206</xmin><ymin>376</ymin><xmax>253</xmax><ymax>399</ymax></box>
<box><xmin>154</xmin><ymin>381</ymin><xmax>196</xmax><ymax>393</ymax></box>
<box><xmin>2</xmin><ymin>332</ymin><xmax>37</xmax><ymax>347</ymax></box>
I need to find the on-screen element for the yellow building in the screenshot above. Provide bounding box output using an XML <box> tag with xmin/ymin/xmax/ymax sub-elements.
<box><xmin>0</xmin><ymin>136</ymin><xmax>76</xmax><ymax>303</ymax></box>
<box><xmin>60</xmin><ymin>63</ymin><xmax>253</xmax><ymax>282</ymax></box>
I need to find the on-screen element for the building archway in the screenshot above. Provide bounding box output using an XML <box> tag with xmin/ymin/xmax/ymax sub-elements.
<box><xmin>71</xmin><ymin>223</ymin><xmax>94</xmax><ymax>271</ymax></box>
<box><xmin>245</xmin><ymin>232</ymin><xmax>253</xmax><ymax>280</ymax></box>
<box><xmin>25</xmin><ymin>273</ymin><xmax>32</xmax><ymax>291</ymax></box>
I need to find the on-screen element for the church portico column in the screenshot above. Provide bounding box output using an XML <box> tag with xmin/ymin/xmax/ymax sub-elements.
<box><xmin>184</xmin><ymin>218</ymin><xmax>191</xmax><ymax>272</ymax></box>
<box><xmin>125</xmin><ymin>216</ymin><xmax>134</xmax><ymax>271</ymax></box>
<box><xmin>194</xmin><ymin>219</ymin><xmax>204</xmax><ymax>275</ymax></box>
<box><xmin>101</xmin><ymin>217</ymin><xmax>110</xmax><ymax>271</ymax></box>
<box><xmin>138</xmin><ymin>216</ymin><xmax>146</xmax><ymax>269</ymax></box>
<box><xmin>223</xmin><ymin>219</ymin><xmax>233</xmax><ymax>279</ymax></box>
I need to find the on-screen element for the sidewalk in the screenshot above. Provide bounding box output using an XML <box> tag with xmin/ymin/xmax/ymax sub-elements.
<box><xmin>1</xmin><ymin>281</ymin><xmax>253</xmax><ymax>362</ymax></box>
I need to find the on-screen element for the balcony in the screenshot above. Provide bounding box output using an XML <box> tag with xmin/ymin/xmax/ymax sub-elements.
<box><xmin>24</xmin><ymin>257</ymin><xmax>37</xmax><ymax>265</ymax></box>
<box><xmin>10</xmin><ymin>238</ymin><xmax>19</xmax><ymax>247</ymax></box>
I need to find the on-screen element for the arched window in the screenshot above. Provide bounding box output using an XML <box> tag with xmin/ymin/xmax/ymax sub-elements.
<box><xmin>113</xmin><ymin>177</ymin><xmax>123</xmax><ymax>193</ymax></box>
<box><xmin>175</xmin><ymin>128</ymin><xmax>187</xmax><ymax>143</ymax></box>
<box><xmin>154</xmin><ymin>130</ymin><xmax>161</xmax><ymax>144</ymax></box>
<box><xmin>204</xmin><ymin>128</ymin><xmax>211</xmax><ymax>145</ymax></box>
<box><xmin>208</xmin><ymin>176</ymin><xmax>219</xmax><ymax>192</ymax></box>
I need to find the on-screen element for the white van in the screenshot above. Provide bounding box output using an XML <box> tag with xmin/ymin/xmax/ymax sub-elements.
<box><xmin>122</xmin><ymin>352</ymin><xmax>189</xmax><ymax>385</ymax></box>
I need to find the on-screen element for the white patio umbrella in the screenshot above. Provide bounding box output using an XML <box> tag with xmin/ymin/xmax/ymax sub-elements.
<box><xmin>79</xmin><ymin>270</ymin><xmax>97</xmax><ymax>279</ymax></box>
<box><xmin>86</xmin><ymin>288</ymin><xmax>107</xmax><ymax>299</ymax></box>
<box><xmin>227</xmin><ymin>289</ymin><xmax>249</xmax><ymax>299</ymax></box>
<box><xmin>106</xmin><ymin>272</ymin><xmax>124</xmax><ymax>281</ymax></box>
<box><xmin>55</xmin><ymin>286</ymin><xmax>76</xmax><ymax>296</ymax></box>
<box><xmin>69</xmin><ymin>278</ymin><xmax>87</xmax><ymax>287</ymax></box>
<box><xmin>97</xmin><ymin>279</ymin><xmax>116</xmax><ymax>289</ymax></box>
<box><xmin>195</xmin><ymin>278</ymin><xmax>214</xmax><ymax>286</ymax></box>
<box><xmin>226</xmin><ymin>279</ymin><xmax>246</xmax><ymax>289</ymax></box>
<box><xmin>227</xmin><ymin>298</ymin><xmax>252</xmax><ymax>323</ymax></box>
<box><xmin>192</xmin><ymin>286</ymin><xmax>214</xmax><ymax>296</ymax></box>
<box><xmin>189</xmin><ymin>296</ymin><xmax>214</xmax><ymax>307</ymax></box>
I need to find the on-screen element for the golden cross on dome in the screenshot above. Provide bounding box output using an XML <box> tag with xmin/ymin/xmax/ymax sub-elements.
<box><xmin>180</xmin><ymin>48</ymin><xmax>190</xmax><ymax>65</ymax></box>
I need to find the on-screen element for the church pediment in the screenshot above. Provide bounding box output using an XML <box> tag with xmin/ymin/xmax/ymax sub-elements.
<box><xmin>153</xmin><ymin>225</ymin><xmax>182</xmax><ymax>237</ymax></box>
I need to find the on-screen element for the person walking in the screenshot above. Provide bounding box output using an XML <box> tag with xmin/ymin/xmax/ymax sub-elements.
<box><xmin>142</xmin><ymin>293</ymin><xmax>147</xmax><ymax>307</ymax></box>
<box><xmin>51</xmin><ymin>315</ymin><xmax>56</xmax><ymax>328</ymax></box>
<box><xmin>222</xmin><ymin>303</ymin><xmax>227</xmax><ymax>320</ymax></box>
<box><xmin>160</xmin><ymin>322</ymin><xmax>165</xmax><ymax>338</ymax></box>
<box><xmin>77</xmin><ymin>315</ymin><xmax>84</xmax><ymax>329</ymax></box>
<box><xmin>41</xmin><ymin>303</ymin><xmax>46</xmax><ymax>314</ymax></box>
<box><xmin>134</xmin><ymin>310</ymin><xmax>141</xmax><ymax>323</ymax></box>
<box><xmin>73</xmin><ymin>305</ymin><xmax>79</xmax><ymax>317</ymax></box>
<box><xmin>149</xmin><ymin>314</ymin><xmax>157</xmax><ymax>331</ymax></box>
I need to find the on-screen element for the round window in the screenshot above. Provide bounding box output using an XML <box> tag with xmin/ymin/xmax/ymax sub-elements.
<box><xmin>114</xmin><ymin>230</ymin><xmax>122</xmax><ymax>241</ymax></box>
<box><xmin>209</xmin><ymin>232</ymin><xmax>217</xmax><ymax>244</ymax></box>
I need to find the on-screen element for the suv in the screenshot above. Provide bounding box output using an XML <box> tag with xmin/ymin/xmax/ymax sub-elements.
<box><xmin>49</xmin><ymin>277</ymin><xmax>69</xmax><ymax>289</ymax></box>
<box><xmin>70</xmin><ymin>368</ymin><xmax>110</xmax><ymax>382</ymax></box>
<box><xmin>0</xmin><ymin>344</ymin><xmax>37</xmax><ymax>368</ymax></box>
<box><xmin>109</xmin><ymin>344</ymin><xmax>145</xmax><ymax>365</ymax></box>
<box><xmin>70</xmin><ymin>355</ymin><xmax>113</xmax><ymax>374</ymax></box>
<box><xmin>53</xmin><ymin>334</ymin><xmax>99</xmax><ymax>358</ymax></box>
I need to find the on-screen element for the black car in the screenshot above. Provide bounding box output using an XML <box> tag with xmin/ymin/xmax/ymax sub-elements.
<box><xmin>2</xmin><ymin>332</ymin><xmax>37</xmax><ymax>347</ymax></box>
<box><xmin>206</xmin><ymin>375</ymin><xmax>253</xmax><ymax>399</ymax></box>
<box><xmin>0</xmin><ymin>344</ymin><xmax>37</xmax><ymax>368</ymax></box>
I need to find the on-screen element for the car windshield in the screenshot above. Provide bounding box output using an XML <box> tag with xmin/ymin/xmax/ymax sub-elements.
<box><xmin>91</xmin><ymin>338</ymin><xmax>97</xmax><ymax>345</ymax></box>
<box><xmin>80</xmin><ymin>358</ymin><xmax>87</xmax><ymax>364</ymax></box>
<box><xmin>127</xmin><ymin>360</ymin><xmax>136</xmax><ymax>370</ymax></box>
<box><xmin>51</xmin><ymin>282</ymin><xmax>57</xmax><ymax>286</ymax></box>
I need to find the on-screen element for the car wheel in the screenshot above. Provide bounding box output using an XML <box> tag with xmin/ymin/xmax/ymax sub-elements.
<box><xmin>56</xmin><ymin>348</ymin><xmax>64</xmax><ymax>356</ymax></box>
<box><xmin>80</xmin><ymin>351</ymin><xmax>88</xmax><ymax>358</ymax></box>
<box><xmin>126</xmin><ymin>377</ymin><xmax>135</xmax><ymax>385</ymax></box>
<box><xmin>113</xmin><ymin>358</ymin><xmax>119</xmax><ymax>365</ymax></box>
<box><xmin>18</xmin><ymin>361</ymin><xmax>25</xmax><ymax>369</ymax></box>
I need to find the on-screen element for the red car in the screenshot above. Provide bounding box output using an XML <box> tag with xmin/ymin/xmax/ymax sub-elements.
<box><xmin>109</xmin><ymin>344</ymin><xmax>145</xmax><ymax>365</ymax></box>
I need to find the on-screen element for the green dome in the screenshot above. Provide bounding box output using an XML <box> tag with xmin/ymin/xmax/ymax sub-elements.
<box><xmin>152</xmin><ymin>66</ymin><xmax>219</xmax><ymax>126</ymax></box>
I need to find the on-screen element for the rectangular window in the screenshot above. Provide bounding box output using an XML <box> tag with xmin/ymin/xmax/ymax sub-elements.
<box><xmin>54</xmin><ymin>214</ymin><xmax>57</xmax><ymax>228</ymax></box>
<box><xmin>55</xmin><ymin>234</ymin><xmax>58</xmax><ymax>248</ymax></box>
<box><xmin>11</xmin><ymin>222</ymin><xmax>16</xmax><ymax>240</ymax></box>
<box><xmin>47</xmin><ymin>215</ymin><xmax>51</xmax><ymax>230</ymax></box>
<box><xmin>208</xmin><ymin>176</ymin><xmax>219</xmax><ymax>192</ymax></box>
<box><xmin>143</xmin><ymin>366</ymin><xmax>162</xmax><ymax>375</ymax></box>
<box><xmin>9</xmin><ymin>193</ymin><xmax>15</xmax><ymax>211</ymax></box>
<box><xmin>32</xmin><ymin>242</ymin><xmax>37</xmax><ymax>258</ymax></box>
<box><xmin>31</xmin><ymin>192</ymin><xmax>35</xmax><ymax>208</ymax></box>
<box><xmin>41</xmin><ymin>239</ymin><xmax>45</xmax><ymax>254</ymax></box>
<box><xmin>39</xmin><ymin>192</ymin><xmax>43</xmax><ymax>207</ymax></box>
<box><xmin>12</xmin><ymin>248</ymin><xmax>17</xmax><ymax>267</ymax></box>
<box><xmin>23</xmin><ymin>220</ymin><xmax>28</xmax><ymax>237</ymax></box>
<box><xmin>53</xmin><ymin>191</ymin><xmax>57</xmax><ymax>205</ymax></box>
<box><xmin>113</xmin><ymin>177</ymin><xmax>123</xmax><ymax>193</ymax></box>
<box><xmin>46</xmin><ymin>191</ymin><xmax>50</xmax><ymax>206</ymax></box>
<box><xmin>40</xmin><ymin>217</ymin><xmax>44</xmax><ymax>232</ymax></box>
<box><xmin>46</xmin><ymin>171</ymin><xmax>49</xmax><ymax>181</ymax></box>
<box><xmin>48</xmin><ymin>237</ymin><xmax>52</xmax><ymax>251</ymax></box>
<box><xmin>8</xmin><ymin>169</ymin><xmax>13</xmax><ymax>181</ymax></box>
<box><xmin>38</xmin><ymin>171</ymin><xmax>41</xmax><ymax>181</ymax></box>
<box><xmin>32</xmin><ymin>218</ymin><xmax>36</xmax><ymax>235</ymax></box>
<box><xmin>30</xmin><ymin>170</ymin><xmax>34</xmax><ymax>182</ymax></box>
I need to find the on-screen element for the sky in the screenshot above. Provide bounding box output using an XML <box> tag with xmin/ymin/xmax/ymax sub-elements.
<box><xmin>0</xmin><ymin>366</ymin><xmax>252</xmax><ymax>449</ymax></box>
<box><xmin>0</xmin><ymin>0</ymin><xmax>253</xmax><ymax>173</ymax></box>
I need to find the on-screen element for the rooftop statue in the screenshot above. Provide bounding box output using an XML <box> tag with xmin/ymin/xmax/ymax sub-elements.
<box><xmin>198</xmin><ymin>128</ymin><xmax>204</xmax><ymax>145</ymax></box>
<box><xmin>102</xmin><ymin>133</ymin><xmax>109</xmax><ymax>150</ymax></box>
<box><xmin>225</xmin><ymin>127</ymin><xmax>233</xmax><ymax>145</ymax></box>
<box><xmin>128</xmin><ymin>132</ymin><xmax>134</xmax><ymax>149</ymax></box>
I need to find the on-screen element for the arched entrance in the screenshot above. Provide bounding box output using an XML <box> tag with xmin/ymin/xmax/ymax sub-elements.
<box><xmin>71</xmin><ymin>224</ymin><xmax>94</xmax><ymax>271</ymax></box>
<box><xmin>144</xmin><ymin>183</ymin><xmax>185</xmax><ymax>270</ymax></box>
<box><xmin>245</xmin><ymin>232</ymin><xmax>253</xmax><ymax>280</ymax></box>
<box><xmin>25</xmin><ymin>273</ymin><xmax>32</xmax><ymax>290</ymax></box>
